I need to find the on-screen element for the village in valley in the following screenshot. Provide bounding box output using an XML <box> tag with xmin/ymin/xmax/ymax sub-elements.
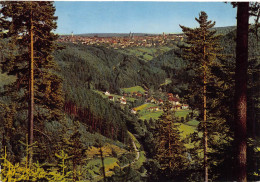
<box><xmin>101</xmin><ymin>86</ymin><xmax>189</xmax><ymax>120</ymax></box>
<box><xmin>57</xmin><ymin>33</ymin><xmax>184</xmax><ymax>49</ymax></box>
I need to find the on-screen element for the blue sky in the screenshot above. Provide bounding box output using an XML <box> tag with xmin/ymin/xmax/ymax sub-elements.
<box><xmin>54</xmin><ymin>2</ymin><xmax>237</xmax><ymax>34</ymax></box>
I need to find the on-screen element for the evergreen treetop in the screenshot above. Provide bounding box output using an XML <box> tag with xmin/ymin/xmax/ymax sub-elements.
<box><xmin>180</xmin><ymin>11</ymin><xmax>222</xmax><ymax>76</ymax></box>
<box><xmin>0</xmin><ymin>1</ymin><xmax>64</xmax><ymax>122</ymax></box>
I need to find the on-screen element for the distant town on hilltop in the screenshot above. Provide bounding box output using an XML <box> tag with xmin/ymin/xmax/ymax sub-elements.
<box><xmin>57</xmin><ymin>26</ymin><xmax>236</xmax><ymax>49</ymax></box>
<box><xmin>58</xmin><ymin>32</ymin><xmax>184</xmax><ymax>48</ymax></box>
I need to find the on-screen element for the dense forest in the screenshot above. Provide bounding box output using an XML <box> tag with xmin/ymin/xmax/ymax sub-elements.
<box><xmin>0</xmin><ymin>1</ymin><xmax>260</xmax><ymax>182</ymax></box>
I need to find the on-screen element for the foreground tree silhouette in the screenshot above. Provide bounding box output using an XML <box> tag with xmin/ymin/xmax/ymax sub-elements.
<box><xmin>234</xmin><ymin>2</ymin><xmax>249</xmax><ymax>182</ymax></box>
<box><xmin>180</xmin><ymin>11</ymin><xmax>222</xmax><ymax>181</ymax></box>
<box><xmin>0</xmin><ymin>1</ymin><xmax>64</xmax><ymax>165</ymax></box>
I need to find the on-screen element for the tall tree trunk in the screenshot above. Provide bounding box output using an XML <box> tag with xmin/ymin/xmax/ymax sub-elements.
<box><xmin>203</xmin><ymin>70</ymin><xmax>208</xmax><ymax>182</ymax></box>
<box><xmin>234</xmin><ymin>2</ymin><xmax>249</xmax><ymax>182</ymax></box>
<box><xmin>203</xmin><ymin>33</ymin><xmax>208</xmax><ymax>182</ymax></box>
<box><xmin>100</xmin><ymin>143</ymin><xmax>106</xmax><ymax>182</ymax></box>
<box><xmin>28</xmin><ymin>6</ymin><xmax>34</xmax><ymax>167</ymax></box>
<box><xmin>168</xmin><ymin>124</ymin><xmax>172</xmax><ymax>168</ymax></box>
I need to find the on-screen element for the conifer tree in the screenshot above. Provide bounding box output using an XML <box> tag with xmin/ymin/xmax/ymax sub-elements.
<box><xmin>154</xmin><ymin>101</ymin><xmax>188</xmax><ymax>179</ymax></box>
<box><xmin>180</xmin><ymin>11</ymin><xmax>222</xmax><ymax>181</ymax></box>
<box><xmin>0</xmin><ymin>1</ymin><xmax>64</xmax><ymax>164</ymax></box>
<box><xmin>61</xmin><ymin>121</ymin><xmax>88</xmax><ymax>182</ymax></box>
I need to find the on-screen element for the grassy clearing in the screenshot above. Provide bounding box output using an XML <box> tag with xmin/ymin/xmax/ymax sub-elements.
<box><xmin>85</xmin><ymin>143</ymin><xmax>128</xmax><ymax>180</ymax></box>
<box><xmin>177</xmin><ymin>123</ymin><xmax>196</xmax><ymax>137</ymax></box>
<box><xmin>177</xmin><ymin>123</ymin><xmax>197</xmax><ymax>149</ymax></box>
<box><xmin>140</xmin><ymin>111</ymin><xmax>163</xmax><ymax>121</ymax></box>
<box><xmin>121</xmin><ymin>86</ymin><xmax>146</xmax><ymax>94</ymax></box>
<box><xmin>104</xmin><ymin>158</ymin><xmax>119</xmax><ymax>171</ymax></box>
<box><xmin>134</xmin><ymin>103</ymin><xmax>156</xmax><ymax>112</ymax></box>
<box><xmin>134</xmin><ymin>151</ymin><xmax>146</xmax><ymax>169</ymax></box>
<box><xmin>86</xmin><ymin>143</ymin><xmax>128</xmax><ymax>159</ymax></box>
<box><xmin>134</xmin><ymin>103</ymin><xmax>163</xmax><ymax>120</ymax></box>
<box><xmin>186</xmin><ymin>119</ymin><xmax>200</xmax><ymax>126</ymax></box>
<box><xmin>86</xmin><ymin>132</ymin><xmax>143</xmax><ymax>181</ymax></box>
<box><xmin>86</xmin><ymin>157</ymin><xmax>119</xmax><ymax>177</ymax></box>
<box><xmin>175</xmin><ymin>110</ymin><xmax>191</xmax><ymax>118</ymax></box>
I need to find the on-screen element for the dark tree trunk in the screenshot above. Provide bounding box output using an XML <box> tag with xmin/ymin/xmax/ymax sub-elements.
<box><xmin>234</xmin><ymin>2</ymin><xmax>249</xmax><ymax>182</ymax></box>
<box><xmin>73</xmin><ymin>160</ymin><xmax>76</xmax><ymax>182</ymax></box>
<box><xmin>203</xmin><ymin>69</ymin><xmax>208</xmax><ymax>182</ymax></box>
<box><xmin>28</xmin><ymin>7</ymin><xmax>34</xmax><ymax>167</ymax></box>
<box><xmin>88</xmin><ymin>109</ymin><xmax>91</xmax><ymax>126</ymax></box>
<box><xmin>99</xmin><ymin>143</ymin><xmax>106</xmax><ymax>181</ymax></box>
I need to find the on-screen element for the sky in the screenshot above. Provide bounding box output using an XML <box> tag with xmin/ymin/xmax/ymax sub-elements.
<box><xmin>54</xmin><ymin>1</ymin><xmax>237</xmax><ymax>35</ymax></box>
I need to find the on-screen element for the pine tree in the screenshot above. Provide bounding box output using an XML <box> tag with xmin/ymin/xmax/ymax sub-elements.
<box><xmin>154</xmin><ymin>101</ymin><xmax>188</xmax><ymax>179</ymax></box>
<box><xmin>179</xmin><ymin>11</ymin><xmax>222</xmax><ymax>181</ymax></box>
<box><xmin>61</xmin><ymin>121</ymin><xmax>88</xmax><ymax>182</ymax></box>
<box><xmin>0</xmin><ymin>1</ymin><xmax>64</xmax><ymax>164</ymax></box>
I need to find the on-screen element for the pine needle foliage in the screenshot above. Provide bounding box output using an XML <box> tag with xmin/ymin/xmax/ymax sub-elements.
<box><xmin>0</xmin><ymin>1</ymin><xmax>64</xmax><ymax>122</ymax></box>
<box><xmin>60</xmin><ymin>121</ymin><xmax>88</xmax><ymax>181</ymax></box>
<box><xmin>179</xmin><ymin>11</ymin><xmax>223</xmax><ymax>181</ymax></box>
<box><xmin>0</xmin><ymin>1</ymin><xmax>64</xmax><ymax>163</ymax></box>
<box><xmin>179</xmin><ymin>11</ymin><xmax>222</xmax><ymax>98</ymax></box>
<box><xmin>154</xmin><ymin>101</ymin><xmax>188</xmax><ymax>179</ymax></box>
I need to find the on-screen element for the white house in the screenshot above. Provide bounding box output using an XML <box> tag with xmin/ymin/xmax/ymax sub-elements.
<box><xmin>108</xmin><ymin>96</ymin><xmax>114</xmax><ymax>101</ymax></box>
<box><xmin>131</xmin><ymin>108</ymin><xmax>137</xmax><ymax>114</ymax></box>
<box><xmin>182</xmin><ymin>104</ymin><xmax>189</xmax><ymax>109</ymax></box>
<box><xmin>169</xmin><ymin>97</ymin><xmax>180</xmax><ymax>106</ymax></box>
<box><xmin>105</xmin><ymin>91</ymin><xmax>110</xmax><ymax>96</ymax></box>
<box><xmin>120</xmin><ymin>97</ymin><xmax>127</xmax><ymax>104</ymax></box>
<box><xmin>121</xmin><ymin>99</ymin><xmax>127</xmax><ymax>105</ymax></box>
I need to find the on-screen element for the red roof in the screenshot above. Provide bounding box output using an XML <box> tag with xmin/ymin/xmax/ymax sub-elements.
<box><xmin>169</xmin><ymin>97</ymin><xmax>179</xmax><ymax>102</ymax></box>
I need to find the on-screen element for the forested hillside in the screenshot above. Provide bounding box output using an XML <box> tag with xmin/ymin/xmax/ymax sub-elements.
<box><xmin>0</xmin><ymin>1</ymin><xmax>259</xmax><ymax>181</ymax></box>
<box><xmin>52</xmin><ymin>24</ymin><xmax>259</xmax><ymax>181</ymax></box>
<box><xmin>53</xmin><ymin>43</ymin><xmax>169</xmax><ymax>146</ymax></box>
<box><xmin>54</xmin><ymin>43</ymin><xmax>166</xmax><ymax>94</ymax></box>
<box><xmin>1</xmin><ymin>25</ymin><xmax>259</xmax><ymax>181</ymax></box>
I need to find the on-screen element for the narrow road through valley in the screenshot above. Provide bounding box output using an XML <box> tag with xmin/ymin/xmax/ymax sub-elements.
<box><xmin>121</xmin><ymin>139</ymin><xmax>140</xmax><ymax>168</ymax></box>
